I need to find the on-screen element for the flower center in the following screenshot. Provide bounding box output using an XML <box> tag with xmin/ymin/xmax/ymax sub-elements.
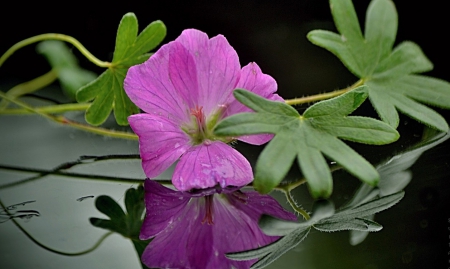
<box><xmin>182</xmin><ymin>105</ymin><xmax>230</xmax><ymax>145</ymax></box>
<box><xmin>202</xmin><ymin>195</ymin><xmax>214</xmax><ymax>225</ymax></box>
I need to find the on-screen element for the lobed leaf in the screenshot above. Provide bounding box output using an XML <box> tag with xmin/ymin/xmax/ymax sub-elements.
<box><xmin>76</xmin><ymin>14</ymin><xmax>166</xmax><ymax>126</ymax></box>
<box><xmin>215</xmin><ymin>87</ymin><xmax>399</xmax><ymax>197</ymax></box>
<box><xmin>308</xmin><ymin>0</ymin><xmax>450</xmax><ymax>131</ymax></box>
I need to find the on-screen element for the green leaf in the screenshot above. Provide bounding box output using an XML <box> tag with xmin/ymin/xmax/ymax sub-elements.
<box><xmin>90</xmin><ymin>185</ymin><xmax>149</xmax><ymax>268</ymax></box>
<box><xmin>259</xmin><ymin>199</ymin><xmax>334</xmax><ymax>236</ymax></box>
<box><xmin>214</xmin><ymin>87</ymin><xmax>399</xmax><ymax>197</ymax></box>
<box><xmin>308</xmin><ymin>0</ymin><xmax>450</xmax><ymax>131</ymax></box>
<box><xmin>76</xmin><ymin>13</ymin><xmax>166</xmax><ymax>126</ymax></box>
<box><xmin>36</xmin><ymin>40</ymin><xmax>97</xmax><ymax>100</ymax></box>
<box><xmin>326</xmin><ymin>191</ymin><xmax>404</xmax><ymax>221</ymax></box>
<box><xmin>314</xmin><ymin>217</ymin><xmax>382</xmax><ymax>232</ymax></box>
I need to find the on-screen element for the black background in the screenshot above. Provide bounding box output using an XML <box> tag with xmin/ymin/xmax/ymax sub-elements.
<box><xmin>1</xmin><ymin>1</ymin><xmax>449</xmax><ymax>98</ymax></box>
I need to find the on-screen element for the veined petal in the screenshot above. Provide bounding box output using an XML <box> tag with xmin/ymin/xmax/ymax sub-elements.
<box><xmin>141</xmin><ymin>196</ymin><xmax>203</xmax><ymax>268</ymax></box>
<box><xmin>225</xmin><ymin>62</ymin><xmax>283</xmax><ymax>145</ymax></box>
<box><xmin>172</xmin><ymin>141</ymin><xmax>252</xmax><ymax>191</ymax></box>
<box><xmin>124</xmin><ymin>43</ymin><xmax>191</xmax><ymax>124</ymax></box>
<box><xmin>176</xmin><ymin>29</ymin><xmax>241</xmax><ymax>116</ymax></box>
<box><xmin>201</xmin><ymin>195</ymin><xmax>285</xmax><ymax>268</ymax></box>
<box><xmin>129</xmin><ymin>114</ymin><xmax>191</xmax><ymax>178</ymax></box>
<box><xmin>168</xmin><ymin>41</ymin><xmax>199</xmax><ymax>109</ymax></box>
<box><xmin>139</xmin><ymin>179</ymin><xmax>190</xmax><ymax>239</ymax></box>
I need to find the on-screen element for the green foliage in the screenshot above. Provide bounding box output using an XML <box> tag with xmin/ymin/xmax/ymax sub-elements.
<box><xmin>307</xmin><ymin>0</ymin><xmax>450</xmax><ymax>131</ymax></box>
<box><xmin>90</xmin><ymin>185</ymin><xmax>150</xmax><ymax>268</ymax></box>
<box><xmin>214</xmin><ymin>87</ymin><xmax>399</xmax><ymax>198</ymax></box>
<box><xmin>227</xmin><ymin>192</ymin><xmax>404</xmax><ymax>269</ymax></box>
<box><xmin>36</xmin><ymin>40</ymin><xmax>97</xmax><ymax>100</ymax></box>
<box><xmin>76</xmin><ymin>13</ymin><xmax>166</xmax><ymax>126</ymax></box>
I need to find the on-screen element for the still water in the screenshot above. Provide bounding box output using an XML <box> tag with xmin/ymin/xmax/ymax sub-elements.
<box><xmin>0</xmin><ymin>85</ymin><xmax>449</xmax><ymax>269</ymax></box>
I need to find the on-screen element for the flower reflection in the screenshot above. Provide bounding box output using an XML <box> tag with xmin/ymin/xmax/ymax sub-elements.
<box><xmin>124</xmin><ymin>29</ymin><xmax>282</xmax><ymax>192</ymax></box>
<box><xmin>139</xmin><ymin>179</ymin><xmax>296</xmax><ymax>269</ymax></box>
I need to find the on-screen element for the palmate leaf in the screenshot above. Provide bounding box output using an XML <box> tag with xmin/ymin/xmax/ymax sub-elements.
<box><xmin>76</xmin><ymin>13</ymin><xmax>166</xmax><ymax>126</ymax></box>
<box><xmin>308</xmin><ymin>0</ymin><xmax>450</xmax><ymax>131</ymax></box>
<box><xmin>90</xmin><ymin>185</ymin><xmax>150</xmax><ymax>268</ymax></box>
<box><xmin>214</xmin><ymin>87</ymin><xmax>399</xmax><ymax>197</ymax></box>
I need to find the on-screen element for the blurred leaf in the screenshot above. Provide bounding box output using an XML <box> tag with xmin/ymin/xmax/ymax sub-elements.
<box><xmin>36</xmin><ymin>40</ymin><xmax>97</xmax><ymax>100</ymax></box>
<box><xmin>215</xmin><ymin>87</ymin><xmax>399</xmax><ymax>198</ymax></box>
<box><xmin>308</xmin><ymin>0</ymin><xmax>450</xmax><ymax>131</ymax></box>
<box><xmin>76</xmin><ymin>13</ymin><xmax>166</xmax><ymax>126</ymax></box>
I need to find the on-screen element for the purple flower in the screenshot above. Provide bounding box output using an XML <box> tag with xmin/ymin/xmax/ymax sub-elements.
<box><xmin>124</xmin><ymin>29</ymin><xmax>282</xmax><ymax>191</ymax></box>
<box><xmin>140</xmin><ymin>179</ymin><xmax>297</xmax><ymax>269</ymax></box>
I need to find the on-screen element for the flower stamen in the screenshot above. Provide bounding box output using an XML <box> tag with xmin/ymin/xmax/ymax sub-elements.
<box><xmin>202</xmin><ymin>195</ymin><xmax>214</xmax><ymax>225</ymax></box>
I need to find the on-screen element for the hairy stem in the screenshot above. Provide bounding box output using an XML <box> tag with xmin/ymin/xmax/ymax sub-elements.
<box><xmin>285</xmin><ymin>79</ymin><xmax>364</xmax><ymax>105</ymax></box>
<box><xmin>0</xmin><ymin>33</ymin><xmax>110</xmax><ymax>68</ymax></box>
<box><xmin>283</xmin><ymin>188</ymin><xmax>310</xmax><ymax>220</ymax></box>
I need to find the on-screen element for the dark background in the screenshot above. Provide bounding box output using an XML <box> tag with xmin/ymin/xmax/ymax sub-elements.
<box><xmin>1</xmin><ymin>1</ymin><xmax>449</xmax><ymax>99</ymax></box>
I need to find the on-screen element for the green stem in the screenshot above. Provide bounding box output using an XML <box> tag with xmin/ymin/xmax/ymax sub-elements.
<box><xmin>285</xmin><ymin>79</ymin><xmax>364</xmax><ymax>106</ymax></box>
<box><xmin>0</xmin><ymin>199</ymin><xmax>113</xmax><ymax>256</ymax></box>
<box><xmin>0</xmin><ymin>103</ymin><xmax>90</xmax><ymax>115</ymax></box>
<box><xmin>0</xmin><ymin>69</ymin><xmax>58</xmax><ymax>110</ymax></box>
<box><xmin>282</xmin><ymin>188</ymin><xmax>310</xmax><ymax>220</ymax></box>
<box><xmin>0</xmin><ymin>91</ymin><xmax>138</xmax><ymax>140</ymax></box>
<box><xmin>0</xmin><ymin>33</ymin><xmax>110</xmax><ymax>68</ymax></box>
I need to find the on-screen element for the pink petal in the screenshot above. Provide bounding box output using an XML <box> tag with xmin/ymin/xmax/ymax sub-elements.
<box><xmin>203</xmin><ymin>195</ymin><xmax>283</xmax><ymax>268</ymax></box>
<box><xmin>141</xmin><ymin>190</ymin><xmax>296</xmax><ymax>269</ymax></box>
<box><xmin>128</xmin><ymin>114</ymin><xmax>191</xmax><ymax>178</ymax></box>
<box><xmin>176</xmin><ymin>29</ymin><xmax>241</xmax><ymax>116</ymax></box>
<box><xmin>168</xmin><ymin>41</ymin><xmax>199</xmax><ymax>109</ymax></box>
<box><xmin>139</xmin><ymin>179</ymin><xmax>190</xmax><ymax>239</ymax></box>
<box><xmin>172</xmin><ymin>141</ymin><xmax>252</xmax><ymax>191</ymax></box>
<box><xmin>225</xmin><ymin>62</ymin><xmax>283</xmax><ymax>145</ymax></box>
<box><xmin>141</xmin><ymin>197</ymin><xmax>203</xmax><ymax>268</ymax></box>
<box><xmin>124</xmin><ymin>43</ymin><xmax>191</xmax><ymax>124</ymax></box>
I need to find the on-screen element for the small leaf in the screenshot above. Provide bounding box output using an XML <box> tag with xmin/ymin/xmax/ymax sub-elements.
<box><xmin>326</xmin><ymin>191</ymin><xmax>404</xmax><ymax>221</ymax></box>
<box><xmin>314</xmin><ymin>217</ymin><xmax>382</xmax><ymax>232</ymax></box>
<box><xmin>94</xmin><ymin>195</ymin><xmax>126</xmax><ymax>220</ymax></box>
<box><xmin>259</xmin><ymin>199</ymin><xmax>335</xmax><ymax>236</ymax></box>
<box><xmin>308</xmin><ymin>0</ymin><xmax>450</xmax><ymax>131</ymax></box>
<box><xmin>90</xmin><ymin>185</ymin><xmax>148</xmax><ymax>267</ymax></box>
<box><xmin>215</xmin><ymin>87</ymin><xmax>399</xmax><ymax>197</ymax></box>
<box><xmin>76</xmin><ymin>14</ymin><xmax>166</xmax><ymax>126</ymax></box>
